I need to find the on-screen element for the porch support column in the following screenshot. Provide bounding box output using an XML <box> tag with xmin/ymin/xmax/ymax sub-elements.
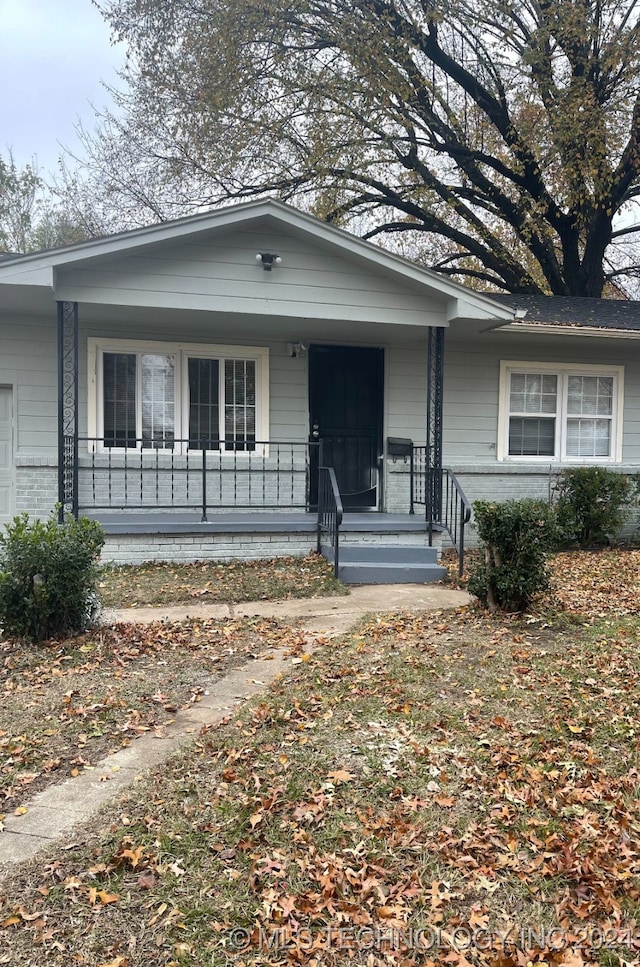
<box><xmin>57</xmin><ymin>301</ymin><xmax>79</xmax><ymax>521</ymax></box>
<box><xmin>426</xmin><ymin>325</ymin><xmax>444</xmax><ymax>531</ymax></box>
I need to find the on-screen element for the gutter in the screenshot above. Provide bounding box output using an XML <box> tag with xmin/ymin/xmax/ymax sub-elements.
<box><xmin>489</xmin><ymin>322</ymin><xmax>640</xmax><ymax>340</ymax></box>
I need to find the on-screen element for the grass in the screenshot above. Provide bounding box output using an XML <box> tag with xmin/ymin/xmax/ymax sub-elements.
<box><xmin>98</xmin><ymin>553</ymin><xmax>347</xmax><ymax>608</ymax></box>
<box><xmin>2</xmin><ymin>549</ymin><xmax>640</xmax><ymax>965</ymax></box>
<box><xmin>0</xmin><ymin>617</ymin><xmax>308</xmax><ymax>813</ymax></box>
<box><xmin>2</xmin><ymin>603</ymin><xmax>640</xmax><ymax>964</ymax></box>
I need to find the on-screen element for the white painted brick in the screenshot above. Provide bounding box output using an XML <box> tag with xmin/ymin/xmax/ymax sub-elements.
<box><xmin>100</xmin><ymin>531</ymin><xmax>314</xmax><ymax>564</ymax></box>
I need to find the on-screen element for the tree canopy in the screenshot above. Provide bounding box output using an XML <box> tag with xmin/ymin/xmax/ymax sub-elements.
<box><xmin>0</xmin><ymin>153</ymin><xmax>91</xmax><ymax>254</ymax></box>
<box><xmin>76</xmin><ymin>0</ymin><xmax>640</xmax><ymax>295</ymax></box>
<box><xmin>0</xmin><ymin>154</ymin><xmax>41</xmax><ymax>253</ymax></box>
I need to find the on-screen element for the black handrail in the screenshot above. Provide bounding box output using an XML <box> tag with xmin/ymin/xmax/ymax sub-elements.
<box><xmin>431</xmin><ymin>469</ymin><xmax>472</xmax><ymax>577</ymax></box>
<box><xmin>412</xmin><ymin>448</ymin><xmax>471</xmax><ymax>577</ymax></box>
<box><xmin>316</xmin><ymin>466</ymin><xmax>343</xmax><ymax>579</ymax></box>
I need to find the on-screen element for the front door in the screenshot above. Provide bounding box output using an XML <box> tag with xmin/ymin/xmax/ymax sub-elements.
<box><xmin>0</xmin><ymin>387</ymin><xmax>14</xmax><ymax>524</ymax></box>
<box><xmin>309</xmin><ymin>346</ymin><xmax>383</xmax><ymax>510</ymax></box>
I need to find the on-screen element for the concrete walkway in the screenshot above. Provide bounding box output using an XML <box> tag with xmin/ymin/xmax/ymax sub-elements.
<box><xmin>105</xmin><ymin>582</ymin><xmax>470</xmax><ymax>634</ymax></box>
<box><xmin>1</xmin><ymin>584</ymin><xmax>470</xmax><ymax>873</ymax></box>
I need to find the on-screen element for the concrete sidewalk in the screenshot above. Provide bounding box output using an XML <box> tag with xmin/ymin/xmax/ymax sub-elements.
<box><xmin>1</xmin><ymin>584</ymin><xmax>470</xmax><ymax>873</ymax></box>
<box><xmin>105</xmin><ymin>583</ymin><xmax>470</xmax><ymax>635</ymax></box>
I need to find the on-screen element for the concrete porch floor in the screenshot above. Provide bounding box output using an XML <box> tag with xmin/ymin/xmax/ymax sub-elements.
<box><xmin>88</xmin><ymin>511</ymin><xmax>432</xmax><ymax>535</ymax></box>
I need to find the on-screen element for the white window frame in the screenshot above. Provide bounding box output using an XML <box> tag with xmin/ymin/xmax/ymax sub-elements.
<box><xmin>88</xmin><ymin>338</ymin><xmax>269</xmax><ymax>454</ymax></box>
<box><xmin>497</xmin><ymin>361</ymin><xmax>624</xmax><ymax>463</ymax></box>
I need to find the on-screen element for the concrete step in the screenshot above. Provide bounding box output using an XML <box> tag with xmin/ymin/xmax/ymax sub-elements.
<box><xmin>337</xmin><ymin>544</ymin><xmax>439</xmax><ymax>564</ymax></box>
<box><xmin>338</xmin><ymin>561</ymin><xmax>446</xmax><ymax>585</ymax></box>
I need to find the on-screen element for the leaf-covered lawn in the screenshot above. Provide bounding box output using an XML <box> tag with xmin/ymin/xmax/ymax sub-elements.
<box><xmin>2</xmin><ymin>604</ymin><xmax>640</xmax><ymax>966</ymax></box>
<box><xmin>98</xmin><ymin>554</ymin><xmax>347</xmax><ymax>609</ymax></box>
<box><xmin>0</xmin><ymin>618</ymin><xmax>308</xmax><ymax>813</ymax></box>
<box><xmin>547</xmin><ymin>549</ymin><xmax>640</xmax><ymax>618</ymax></box>
<box><xmin>2</xmin><ymin>550</ymin><xmax>640</xmax><ymax>965</ymax></box>
<box><xmin>446</xmin><ymin>547</ymin><xmax>640</xmax><ymax>619</ymax></box>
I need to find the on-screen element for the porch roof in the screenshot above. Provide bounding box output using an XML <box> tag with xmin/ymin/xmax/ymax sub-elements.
<box><xmin>0</xmin><ymin>199</ymin><xmax>515</xmax><ymax>328</ymax></box>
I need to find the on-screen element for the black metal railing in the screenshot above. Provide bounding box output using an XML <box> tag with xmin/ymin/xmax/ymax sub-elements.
<box><xmin>435</xmin><ymin>469</ymin><xmax>472</xmax><ymax>577</ymax></box>
<box><xmin>316</xmin><ymin>467</ymin><xmax>343</xmax><ymax>578</ymax></box>
<box><xmin>411</xmin><ymin>445</ymin><xmax>429</xmax><ymax>510</ymax></box>
<box><xmin>412</xmin><ymin>447</ymin><xmax>471</xmax><ymax>576</ymax></box>
<box><xmin>75</xmin><ymin>438</ymin><xmax>320</xmax><ymax>517</ymax></box>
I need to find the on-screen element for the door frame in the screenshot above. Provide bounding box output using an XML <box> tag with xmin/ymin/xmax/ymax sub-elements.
<box><xmin>308</xmin><ymin>344</ymin><xmax>384</xmax><ymax>511</ymax></box>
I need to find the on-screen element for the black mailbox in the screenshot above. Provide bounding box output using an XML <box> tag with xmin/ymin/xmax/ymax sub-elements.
<box><xmin>387</xmin><ymin>437</ymin><xmax>413</xmax><ymax>461</ymax></box>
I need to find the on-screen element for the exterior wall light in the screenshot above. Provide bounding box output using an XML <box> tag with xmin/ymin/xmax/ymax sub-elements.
<box><xmin>286</xmin><ymin>342</ymin><xmax>307</xmax><ymax>358</ymax></box>
<box><xmin>256</xmin><ymin>253</ymin><xmax>282</xmax><ymax>271</ymax></box>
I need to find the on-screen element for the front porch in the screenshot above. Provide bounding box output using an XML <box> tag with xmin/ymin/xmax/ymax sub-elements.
<box><xmin>92</xmin><ymin>509</ymin><xmax>447</xmax><ymax>583</ymax></box>
<box><xmin>74</xmin><ymin>432</ymin><xmax>470</xmax><ymax>580</ymax></box>
<box><xmin>46</xmin><ymin>201</ymin><xmax>491</xmax><ymax>581</ymax></box>
<box><xmin>55</xmin><ymin>296</ymin><xmax>468</xmax><ymax>580</ymax></box>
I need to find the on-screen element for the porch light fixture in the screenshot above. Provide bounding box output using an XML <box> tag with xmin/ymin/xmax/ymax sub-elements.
<box><xmin>287</xmin><ymin>342</ymin><xmax>307</xmax><ymax>358</ymax></box>
<box><xmin>256</xmin><ymin>252</ymin><xmax>282</xmax><ymax>271</ymax></box>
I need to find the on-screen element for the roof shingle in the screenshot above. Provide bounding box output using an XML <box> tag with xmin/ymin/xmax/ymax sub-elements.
<box><xmin>490</xmin><ymin>294</ymin><xmax>640</xmax><ymax>331</ymax></box>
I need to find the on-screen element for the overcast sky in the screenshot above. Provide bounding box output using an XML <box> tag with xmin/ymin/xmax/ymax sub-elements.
<box><xmin>0</xmin><ymin>0</ymin><xmax>125</xmax><ymax>175</ymax></box>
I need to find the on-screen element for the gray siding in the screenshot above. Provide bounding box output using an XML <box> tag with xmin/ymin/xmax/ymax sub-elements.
<box><xmin>443</xmin><ymin>332</ymin><xmax>640</xmax><ymax>465</ymax></box>
<box><xmin>384</xmin><ymin>342</ymin><xmax>427</xmax><ymax>513</ymax></box>
<box><xmin>55</xmin><ymin>226</ymin><xmax>448</xmax><ymax>328</ymax></box>
<box><xmin>0</xmin><ymin>313</ymin><xmax>57</xmax><ymax>458</ymax></box>
<box><xmin>386</xmin><ymin>343</ymin><xmax>427</xmax><ymax>441</ymax></box>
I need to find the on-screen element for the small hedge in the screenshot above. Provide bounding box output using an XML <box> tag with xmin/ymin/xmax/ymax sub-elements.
<box><xmin>0</xmin><ymin>513</ymin><xmax>105</xmax><ymax>642</ymax></box>
<box><xmin>552</xmin><ymin>466</ymin><xmax>636</xmax><ymax>547</ymax></box>
<box><xmin>468</xmin><ymin>499</ymin><xmax>557</xmax><ymax>612</ymax></box>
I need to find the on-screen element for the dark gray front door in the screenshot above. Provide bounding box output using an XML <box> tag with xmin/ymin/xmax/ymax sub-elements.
<box><xmin>309</xmin><ymin>345</ymin><xmax>384</xmax><ymax>510</ymax></box>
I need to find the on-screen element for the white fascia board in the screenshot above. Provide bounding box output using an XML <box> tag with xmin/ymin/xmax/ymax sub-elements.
<box><xmin>0</xmin><ymin>199</ymin><xmax>515</xmax><ymax>323</ymax></box>
<box><xmin>498</xmin><ymin>322</ymin><xmax>640</xmax><ymax>340</ymax></box>
<box><xmin>446</xmin><ymin>296</ymin><xmax>512</xmax><ymax>323</ymax></box>
<box><xmin>0</xmin><ymin>262</ymin><xmax>54</xmax><ymax>286</ymax></box>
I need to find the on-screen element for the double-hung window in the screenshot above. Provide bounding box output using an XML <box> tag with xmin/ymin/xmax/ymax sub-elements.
<box><xmin>90</xmin><ymin>339</ymin><xmax>267</xmax><ymax>452</ymax></box>
<box><xmin>499</xmin><ymin>362</ymin><xmax>623</xmax><ymax>462</ymax></box>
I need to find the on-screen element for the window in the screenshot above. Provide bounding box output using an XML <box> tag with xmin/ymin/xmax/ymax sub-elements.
<box><xmin>498</xmin><ymin>362</ymin><xmax>623</xmax><ymax>462</ymax></box>
<box><xmin>89</xmin><ymin>339</ymin><xmax>267</xmax><ymax>452</ymax></box>
<box><xmin>508</xmin><ymin>373</ymin><xmax>557</xmax><ymax>457</ymax></box>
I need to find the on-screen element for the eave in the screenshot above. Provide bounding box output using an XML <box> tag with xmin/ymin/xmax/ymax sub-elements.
<box><xmin>496</xmin><ymin>322</ymin><xmax>640</xmax><ymax>340</ymax></box>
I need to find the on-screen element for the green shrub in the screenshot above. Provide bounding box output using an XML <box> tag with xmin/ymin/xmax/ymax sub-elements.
<box><xmin>468</xmin><ymin>499</ymin><xmax>557</xmax><ymax>612</ymax></box>
<box><xmin>0</xmin><ymin>513</ymin><xmax>105</xmax><ymax>642</ymax></box>
<box><xmin>552</xmin><ymin>467</ymin><xmax>634</xmax><ymax>547</ymax></box>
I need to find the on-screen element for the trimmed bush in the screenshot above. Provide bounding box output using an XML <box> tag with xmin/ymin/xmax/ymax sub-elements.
<box><xmin>552</xmin><ymin>466</ymin><xmax>635</xmax><ymax>547</ymax></box>
<box><xmin>0</xmin><ymin>513</ymin><xmax>105</xmax><ymax>642</ymax></box>
<box><xmin>468</xmin><ymin>499</ymin><xmax>557</xmax><ymax>612</ymax></box>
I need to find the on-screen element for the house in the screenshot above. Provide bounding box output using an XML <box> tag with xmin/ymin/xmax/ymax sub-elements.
<box><xmin>0</xmin><ymin>199</ymin><xmax>638</xmax><ymax>582</ymax></box>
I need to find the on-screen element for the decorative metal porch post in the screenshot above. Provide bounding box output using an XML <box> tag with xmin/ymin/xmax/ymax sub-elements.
<box><xmin>426</xmin><ymin>325</ymin><xmax>444</xmax><ymax>541</ymax></box>
<box><xmin>57</xmin><ymin>301</ymin><xmax>79</xmax><ymax>521</ymax></box>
